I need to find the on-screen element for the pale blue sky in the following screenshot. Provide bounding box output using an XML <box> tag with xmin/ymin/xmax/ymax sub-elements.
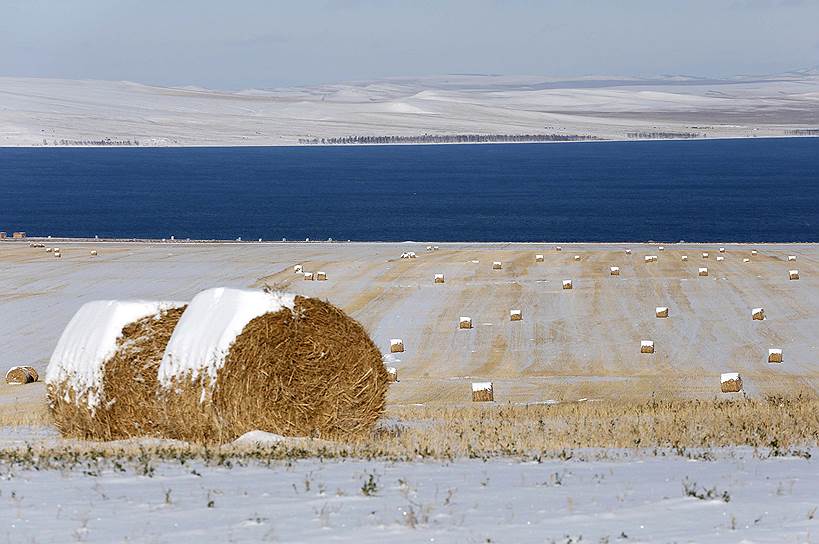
<box><xmin>2</xmin><ymin>0</ymin><xmax>818</xmax><ymax>89</ymax></box>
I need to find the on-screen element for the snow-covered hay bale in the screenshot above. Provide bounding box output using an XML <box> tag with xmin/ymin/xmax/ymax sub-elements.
<box><xmin>535</xmin><ymin>254</ymin><xmax>544</xmax><ymax>262</ymax></box>
<box><xmin>702</xmin><ymin>252</ymin><xmax>709</xmax><ymax>259</ymax></box>
<box><xmin>90</xmin><ymin>250</ymin><xmax>98</xmax><ymax>256</ymax></box>
<box><xmin>157</xmin><ymin>288</ymin><xmax>387</xmax><ymax>444</ymax></box>
<box><xmin>562</xmin><ymin>279</ymin><xmax>573</xmax><ymax>289</ymax></box>
<box><xmin>492</xmin><ymin>261</ymin><xmax>503</xmax><ymax>270</ymax></box>
<box><xmin>788</xmin><ymin>255</ymin><xmax>797</xmax><ymax>262</ymax></box>
<box><xmin>303</xmin><ymin>272</ymin><xmax>314</xmax><ymax>281</ymax></box>
<box><xmin>434</xmin><ymin>273</ymin><xmax>445</xmax><ymax>284</ymax></box>
<box><xmin>698</xmin><ymin>267</ymin><xmax>709</xmax><ymax>277</ymax></box>
<box><xmin>46</xmin><ymin>300</ymin><xmax>186</xmax><ymax>440</ymax></box>
<box><xmin>658</xmin><ymin>246</ymin><xmax>665</xmax><ymax>251</ymax></box>
<box><xmin>743</xmin><ymin>258</ymin><xmax>750</xmax><ymax>263</ymax></box>
<box><xmin>471</xmin><ymin>382</ymin><xmax>494</xmax><ymax>402</ymax></box>
<box><xmin>789</xmin><ymin>269</ymin><xmax>799</xmax><ymax>280</ymax></box>
<box><xmin>625</xmin><ymin>249</ymin><xmax>632</xmax><ymax>255</ymax></box>
<box><xmin>390</xmin><ymin>338</ymin><xmax>405</xmax><ymax>353</ymax></box>
<box><xmin>752</xmin><ymin>308</ymin><xmax>765</xmax><ymax>321</ymax></box>
<box><xmin>459</xmin><ymin>316</ymin><xmax>473</xmax><ymax>329</ymax></box>
<box><xmin>316</xmin><ymin>271</ymin><xmax>327</xmax><ymax>281</ymax></box>
<box><xmin>681</xmin><ymin>255</ymin><xmax>688</xmax><ymax>261</ymax></box>
<box><xmin>294</xmin><ymin>264</ymin><xmax>303</xmax><ymax>273</ymax></box>
<box><xmin>5</xmin><ymin>366</ymin><xmax>37</xmax><ymax>385</ymax></box>
<box><xmin>46</xmin><ymin>247</ymin><xmax>53</xmax><ymax>252</ymax></box>
<box><xmin>720</xmin><ymin>373</ymin><xmax>742</xmax><ymax>393</ymax></box>
<box><xmin>719</xmin><ymin>247</ymin><xmax>725</xmax><ymax>253</ymax></box>
<box><xmin>510</xmin><ymin>309</ymin><xmax>522</xmax><ymax>321</ymax></box>
<box><xmin>768</xmin><ymin>348</ymin><xmax>783</xmax><ymax>364</ymax></box>
<box><xmin>640</xmin><ymin>340</ymin><xmax>655</xmax><ymax>354</ymax></box>
<box><xmin>644</xmin><ymin>255</ymin><xmax>658</xmax><ymax>263</ymax></box>
<box><xmin>555</xmin><ymin>246</ymin><xmax>562</xmax><ymax>252</ymax></box>
<box><xmin>716</xmin><ymin>256</ymin><xmax>724</xmax><ymax>262</ymax></box>
<box><xmin>408</xmin><ymin>252</ymin><xmax>417</xmax><ymax>259</ymax></box>
<box><xmin>655</xmin><ymin>306</ymin><xmax>669</xmax><ymax>318</ymax></box>
<box><xmin>574</xmin><ymin>255</ymin><xmax>581</xmax><ymax>261</ymax></box>
<box><xmin>386</xmin><ymin>367</ymin><xmax>398</xmax><ymax>383</ymax></box>
<box><xmin>751</xmin><ymin>250</ymin><xmax>758</xmax><ymax>255</ymax></box>
<box><xmin>610</xmin><ymin>266</ymin><xmax>620</xmax><ymax>276</ymax></box>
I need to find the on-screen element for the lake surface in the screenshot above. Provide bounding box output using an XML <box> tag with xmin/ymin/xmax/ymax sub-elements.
<box><xmin>1</xmin><ymin>138</ymin><xmax>817</xmax><ymax>241</ymax></box>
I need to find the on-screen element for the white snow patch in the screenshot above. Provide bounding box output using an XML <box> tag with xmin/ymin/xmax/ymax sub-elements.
<box><xmin>46</xmin><ymin>300</ymin><xmax>185</xmax><ymax>408</ymax></box>
<box><xmin>159</xmin><ymin>288</ymin><xmax>295</xmax><ymax>386</ymax></box>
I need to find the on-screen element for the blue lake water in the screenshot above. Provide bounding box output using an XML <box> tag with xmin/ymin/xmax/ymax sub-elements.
<box><xmin>1</xmin><ymin>138</ymin><xmax>817</xmax><ymax>241</ymax></box>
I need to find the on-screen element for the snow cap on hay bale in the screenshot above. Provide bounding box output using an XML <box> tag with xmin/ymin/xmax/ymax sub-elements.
<box><xmin>316</xmin><ymin>271</ymin><xmax>327</xmax><ymax>281</ymax></box>
<box><xmin>768</xmin><ymin>348</ymin><xmax>783</xmax><ymax>364</ymax></box>
<box><xmin>90</xmin><ymin>250</ymin><xmax>98</xmax><ymax>256</ymax></box>
<box><xmin>716</xmin><ymin>255</ymin><xmax>724</xmax><ymax>262</ymax></box>
<box><xmin>157</xmin><ymin>288</ymin><xmax>387</xmax><ymax>443</ymax></box>
<box><xmin>294</xmin><ymin>264</ymin><xmax>303</xmax><ymax>273</ymax></box>
<box><xmin>535</xmin><ymin>254</ymin><xmax>544</xmax><ymax>262</ymax></box>
<box><xmin>789</xmin><ymin>269</ymin><xmax>799</xmax><ymax>280</ymax></box>
<box><xmin>625</xmin><ymin>249</ymin><xmax>632</xmax><ymax>255</ymax></box>
<box><xmin>644</xmin><ymin>255</ymin><xmax>658</xmax><ymax>263</ymax></box>
<box><xmin>434</xmin><ymin>273</ymin><xmax>445</xmax><ymax>284</ymax></box>
<box><xmin>658</xmin><ymin>246</ymin><xmax>664</xmax><ymax>251</ymax></box>
<box><xmin>433</xmin><ymin>245</ymin><xmax>440</xmax><ymax>251</ymax></box>
<box><xmin>562</xmin><ymin>279</ymin><xmax>573</xmax><ymax>289</ymax></box>
<box><xmin>390</xmin><ymin>338</ymin><xmax>404</xmax><ymax>353</ymax></box>
<box><xmin>459</xmin><ymin>316</ymin><xmax>473</xmax><ymax>329</ymax></box>
<box><xmin>681</xmin><ymin>255</ymin><xmax>688</xmax><ymax>261</ymax></box>
<box><xmin>655</xmin><ymin>306</ymin><xmax>669</xmax><ymax>318</ymax></box>
<box><xmin>698</xmin><ymin>267</ymin><xmax>708</xmax><ymax>276</ymax></box>
<box><xmin>46</xmin><ymin>300</ymin><xmax>186</xmax><ymax>440</ymax></box>
<box><xmin>720</xmin><ymin>372</ymin><xmax>742</xmax><ymax>393</ymax></box>
<box><xmin>752</xmin><ymin>308</ymin><xmax>765</xmax><ymax>321</ymax></box>
<box><xmin>719</xmin><ymin>247</ymin><xmax>725</xmax><ymax>253</ymax></box>
<box><xmin>788</xmin><ymin>255</ymin><xmax>797</xmax><ymax>261</ymax></box>
<box><xmin>640</xmin><ymin>340</ymin><xmax>655</xmax><ymax>354</ymax></box>
<box><xmin>510</xmin><ymin>309</ymin><xmax>522</xmax><ymax>321</ymax></box>
<box><xmin>743</xmin><ymin>258</ymin><xmax>750</xmax><ymax>263</ymax></box>
<box><xmin>46</xmin><ymin>247</ymin><xmax>53</xmax><ymax>252</ymax></box>
<box><xmin>555</xmin><ymin>246</ymin><xmax>562</xmax><ymax>251</ymax></box>
<box><xmin>610</xmin><ymin>266</ymin><xmax>620</xmax><ymax>276</ymax></box>
<box><xmin>386</xmin><ymin>367</ymin><xmax>398</xmax><ymax>383</ymax></box>
<box><xmin>702</xmin><ymin>252</ymin><xmax>709</xmax><ymax>259</ymax></box>
<box><xmin>574</xmin><ymin>255</ymin><xmax>581</xmax><ymax>261</ymax></box>
<box><xmin>426</xmin><ymin>245</ymin><xmax>433</xmax><ymax>251</ymax></box>
<box><xmin>303</xmin><ymin>271</ymin><xmax>314</xmax><ymax>281</ymax></box>
<box><xmin>54</xmin><ymin>252</ymin><xmax>61</xmax><ymax>258</ymax></box>
<box><xmin>471</xmin><ymin>382</ymin><xmax>494</xmax><ymax>402</ymax></box>
<box><xmin>751</xmin><ymin>250</ymin><xmax>758</xmax><ymax>255</ymax></box>
<box><xmin>5</xmin><ymin>366</ymin><xmax>37</xmax><ymax>385</ymax></box>
<box><xmin>492</xmin><ymin>261</ymin><xmax>502</xmax><ymax>270</ymax></box>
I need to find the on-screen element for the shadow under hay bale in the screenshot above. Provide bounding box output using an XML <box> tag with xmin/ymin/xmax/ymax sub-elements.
<box><xmin>158</xmin><ymin>289</ymin><xmax>388</xmax><ymax>444</ymax></box>
<box><xmin>47</xmin><ymin>302</ymin><xmax>186</xmax><ymax>440</ymax></box>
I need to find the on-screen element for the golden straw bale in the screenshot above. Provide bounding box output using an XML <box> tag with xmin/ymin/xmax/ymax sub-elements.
<box><xmin>5</xmin><ymin>366</ymin><xmax>35</xmax><ymax>385</ymax></box>
<box><xmin>720</xmin><ymin>373</ymin><xmax>742</xmax><ymax>393</ymax></box>
<box><xmin>471</xmin><ymin>382</ymin><xmax>494</xmax><ymax>402</ymax></box>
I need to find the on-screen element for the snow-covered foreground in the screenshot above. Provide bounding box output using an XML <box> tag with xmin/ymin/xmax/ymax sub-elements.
<box><xmin>1</xmin><ymin>448</ymin><xmax>816</xmax><ymax>543</ymax></box>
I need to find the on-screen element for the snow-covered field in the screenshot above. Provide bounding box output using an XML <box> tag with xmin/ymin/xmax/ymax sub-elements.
<box><xmin>0</xmin><ymin>439</ymin><xmax>816</xmax><ymax>543</ymax></box>
<box><xmin>1</xmin><ymin>70</ymin><xmax>818</xmax><ymax>146</ymax></box>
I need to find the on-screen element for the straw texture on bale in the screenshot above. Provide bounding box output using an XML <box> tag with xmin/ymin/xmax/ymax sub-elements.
<box><xmin>390</xmin><ymin>339</ymin><xmax>405</xmax><ymax>353</ymax></box>
<box><xmin>386</xmin><ymin>367</ymin><xmax>398</xmax><ymax>383</ymax></box>
<box><xmin>720</xmin><ymin>373</ymin><xmax>743</xmax><ymax>393</ymax></box>
<box><xmin>535</xmin><ymin>254</ymin><xmax>544</xmax><ymax>262</ymax></box>
<box><xmin>610</xmin><ymin>266</ymin><xmax>620</xmax><ymax>276</ymax></box>
<box><xmin>471</xmin><ymin>382</ymin><xmax>494</xmax><ymax>402</ymax></box>
<box><xmin>48</xmin><ymin>306</ymin><xmax>185</xmax><ymax>440</ymax></box>
<box><xmin>510</xmin><ymin>309</ymin><xmax>522</xmax><ymax>321</ymax></box>
<box><xmin>434</xmin><ymin>274</ymin><xmax>445</xmax><ymax>284</ymax></box>
<box><xmin>562</xmin><ymin>279</ymin><xmax>573</xmax><ymax>289</ymax></box>
<box><xmin>752</xmin><ymin>308</ymin><xmax>765</xmax><ymax>321</ymax></box>
<box><xmin>159</xmin><ymin>296</ymin><xmax>388</xmax><ymax>444</ymax></box>
<box><xmin>641</xmin><ymin>340</ymin><xmax>655</xmax><ymax>354</ymax></box>
<box><xmin>5</xmin><ymin>366</ymin><xmax>36</xmax><ymax>385</ymax></box>
<box><xmin>655</xmin><ymin>307</ymin><xmax>669</xmax><ymax>318</ymax></box>
<box><xmin>768</xmin><ymin>349</ymin><xmax>783</xmax><ymax>364</ymax></box>
<box><xmin>789</xmin><ymin>270</ymin><xmax>799</xmax><ymax>280</ymax></box>
<box><xmin>492</xmin><ymin>261</ymin><xmax>502</xmax><ymax>270</ymax></box>
<box><xmin>699</xmin><ymin>267</ymin><xmax>708</xmax><ymax>277</ymax></box>
<box><xmin>459</xmin><ymin>317</ymin><xmax>473</xmax><ymax>329</ymax></box>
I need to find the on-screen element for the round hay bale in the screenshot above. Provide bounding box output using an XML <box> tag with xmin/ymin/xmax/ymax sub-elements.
<box><xmin>46</xmin><ymin>301</ymin><xmax>186</xmax><ymax>440</ymax></box>
<box><xmin>5</xmin><ymin>366</ymin><xmax>35</xmax><ymax>385</ymax></box>
<box><xmin>157</xmin><ymin>288</ymin><xmax>387</xmax><ymax>444</ymax></box>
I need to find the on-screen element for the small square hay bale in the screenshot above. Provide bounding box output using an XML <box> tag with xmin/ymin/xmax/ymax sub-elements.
<box><xmin>720</xmin><ymin>372</ymin><xmax>742</xmax><ymax>393</ymax></box>
<box><xmin>719</xmin><ymin>247</ymin><xmax>726</xmax><ymax>253</ymax></box>
<box><xmin>698</xmin><ymin>267</ymin><xmax>708</xmax><ymax>277</ymax></box>
<box><xmin>655</xmin><ymin>306</ymin><xmax>669</xmax><ymax>318</ymax></box>
<box><xmin>752</xmin><ymin>307</ymin><xmax>765</xmax><ymax>320</ymax></box>
<box><xmin>562</xmin><ymin>279</ymin><xmax>573</xmax><ymax>289</ymax></box>
<box><xmin>702</xmin><ymin>252</ymin><xmax>709</xmax><ymax>259</ymax></box>
<box><xmin>641</xmin><ymin>340</ymin><xmax>655</xmax><ymax>354</ymax></box>
<box><xmin>459</xmin><ymin>316</ymin><xmax>473</xmax><ymax>329</ymax></box>
<box><xmin>716</xmin><ymin>256</ymin><xmax>724</xmax><ymax>262</ymax></box>
<box><xmin>471</xmin><ymin>382</ymin><xmax>494</xmax><ymax>402</ymax></box>
<box><xmin>789</xmin><ymin>269</ymin><xmax>799</xmax><ymax>280</ymax></box>
<box><xmin>610</xmin><ymin>266</ymin><xmax>620</xmax><ymax>276</ymax></box>
<box><xmin>316</xmin><ymin>271</ymin><xmax>327</xmax><ymax>281</ymax></box>
<box><xmin>788</xmin><ymin>255</ymin><xmax>796</xmax><ymax>261</ymax></box>
<box><xmin>535</xmin><ymin>254</ymin><xmax>544</xmax><ymax>262</ymax></box>
<box><xmin>743</xmin><ymin>258</ymin><xmax>750</xmax><ymax>263</ymax></box>
<box><xmin>434</xmin><ymin>273</ymin><xmax>445</xmax><ymax>284</ymax></box>
<box><xmin>768</xmin><ymin>348</ymin><xmax>783</xmax><ymax>364</ymax></box>
<box><xmin>492</xmin><ymin>261</ymin><xmax>503</xmax><ymax>270</ymax></box>
<box><xmin>510</xmin><ymin>309</ymin><xmax>522</xmax><ymax>321</ymax></box>
<box><xmin>681</xmin><ymin>255</ymin><xmax>688</xmax><ymax>261</ymax></box>
<box><xmin>386</xmin><ymin>367</ymin><xmax>398</xmax><ymax>383</ymax></box>
<box><xmin>390</xmin><ymin>339</ymin><xmax>405</xmax><ymax>353</ymax></box>
<box><xmin>574</xmin><ymin>255</ymin><xmax>581</xmax><ymax>261</ymax></box>
<box><xmin>625</xmin><ymin>249</ymin><xmax>632</xmax><ymax>255</ymax></box>
<box><xmin>303</xmin><ymin>272</ymin><xmax>315</xmax><ymax>281</ymax></box>
<box><xmin>294</xmin><ymin>264</ymin><xmax>303</xmax><ymax>273</ymax></box>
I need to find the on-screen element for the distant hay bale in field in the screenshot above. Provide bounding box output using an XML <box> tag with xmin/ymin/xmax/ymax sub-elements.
<box><xmin>702</xmin><ymin>252</ymin><xmax>709</xmax><ymax>259</ymax></box>
<box><xmin>5</xmin><ymin>366</ymin><xmax>37</xmax><ymax>385</ymax></box>
<box><xmin>681</xmin><ymin>255</ymin><xmax>688</xmax><ymax>261</ymax></box>
<box><xmin>157</xmin><ymin>288</ymin><xmax>387</xmax><ymax>443</ymax></box>
<box><xmin>716</xmin><ymin>256</ymin><xmax>724</xmax><ymax>262</ymax></box>
<box><xmin>719</xmin><ymin>247</ymin><xmax>725</xmax><ymax>253</ymax></box>
<box><xmin>610</xmin><ymin>266</ymin><xmax>620</xmax><ymax>276</ymax></box>
<box><xmin>433</xmin><ymin>246</ymin><xmax>440</xmax><ymax>251</ymax></box>
<box><xmin>434</xmin><ymin>273</ymin><xmax>445</xmax><ymax>284</ymax></box>
<box><xmin>408</xmin><ymin>252</ymin><xmax>416</xmax><ymax>259</ymax></box>
<box><xmin>316</xmin><ymin>271</ymin><xmax>327</xmax><ymax>281</ymax></box>
<box><xmin>555</xmin><ymin>246</ymin><xmax>562</xmax><ymax>252</ymax></box>
<box><xmin>510</xmin><ymin>309</ymin><xmax>522</xmax><ymax>321</ymax></box>
<box><xmin>535</xmin><ymin>254</ymin><xmax>544</xmax><ymax>262</ymax></box>
<box><xmin>720</xmin><ymin>372</ymin><xmax>743</xmax><ymax>393</ymax></box>
<box><xmin>752</xmin><ymin>308</ymin><xmax>765</xmax><ymax>320</ymax></box>
<box><xmin>768</xmin><ymin>348</ymin><xmax>783</xmax><ymax>364</ymax></box>
<box><xmin>492</xmin><ymin>261</ymin><xmax>502</xmax><ymax>270</ymax></box>
<box><xmin>751</xmin><ymin>250</ymin><xmax>758</xmax><ymax>255</ymax></box>
<box><xmin>743</xmin><ymin>258</ymin><xmax>750</xmax><ymax>263</ymax></box>
<box><xmin>426</xmin><ymin>245</ymin><xmax>433</xmax><ymax>251</ymax></box>
<box><xmin>471</xmin><ymin>382</ymin><xmax>494</xmax><ymax>402</ymax></box>
<box><xmin>46</xmin><ymin>300</ymin><xmax>186</xmax><ymax>440</ymax></box>
<box><xmin>386</xmin><ymin>367</ymin><xmax>398</xmax><ymax>383</ymax></box>
<box><xmin>655</xmin><ymin>306</ymin><xmax>669</xmax><ymax>318</ymax></box>
<box><xmin>658</xmin><ymin>246</ymin><xmax>664</xmax><ymax>251</ymax></box>
<box><xmin>640</xmin><ymin>340</ymin><xmax>655</xmax><ymax>354</ymax></box>
<box><xmin>400</xmin><ymin>252</ymin><xmax>409</xmax><ymax>259</ymax></box>
<box><xmin>625</xmin><ymin>249</ymin><xmax>632</xmax><ymax>255</ymax></box>
<box><xmin>46</xmin><ymin>247</ymin><xmax>53</xmax><ymax>253</ymax></box>
<box><xmin>788</xmin><ymin>255</ymin><xmax>796</xmax><ymax>261</ymax></box>
<box><xmin>562</xmin><ymin>279</ymin><xmax>573</xmax><ymax>289</ymax></box>
<box><xmin>574</xmin><ymin>255</ymin><xmax>581</xmax><ymax>261</ymax></box>
<box><xmin>303</xmin><ymin>272</ymin><xmax>314</xmax><ymax>281</ymax></box>
<box><xmin>698</xmin><ymin>267</ymin><xmax>708</xmax><ymax>277</ymax></box>
<box><xmin>459</xmin><ymin>316</ymin><xmax>473</xmax><ymax>329</ymax></box>
<box><xmin>54</xmin><ymin>252</ymin><xmax>62</xmax><ymax>258</ymax></box>
<box><xmin>789</xmin><ymin>269</ymin><xmax>799</xmax><ymax>280</ymax></box>
<box><xmin>294</xmin><ymin>264</ymin><xmax>303</xmax><ymax>273</ymax></box>
<box><xmin>644</xmin><ymin>255</ymin><xmax>658</xmax><ymax>263</ymax></box>
<box><xmin>390</xmin><ymin>338</ymin><xmax>405</xmax><ymax>353</ymax></box>
<box><xmin>90</xmin><ymin>250</ymin><xmax>98</xmax><ymax>256</ymax></box>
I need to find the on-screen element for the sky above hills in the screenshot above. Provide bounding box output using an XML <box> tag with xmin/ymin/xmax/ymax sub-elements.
<box><xmin>2</xmin><ymin>0</ymin><xmax>818</xmax><ymax>89</ymax></box>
